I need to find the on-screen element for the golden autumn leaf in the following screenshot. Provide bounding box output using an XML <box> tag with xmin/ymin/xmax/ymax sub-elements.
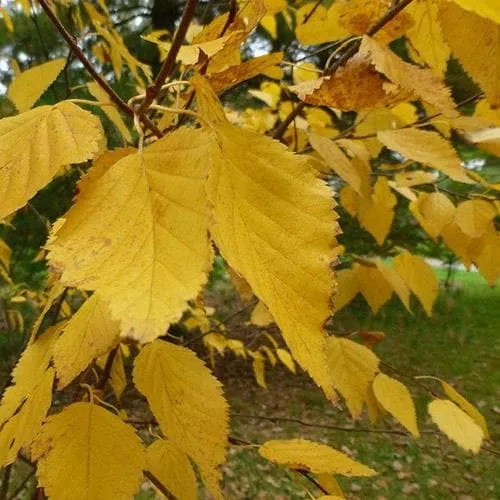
<box><xmin>32</xmin><ymin>402</ymin><xmax>145</xmax><ymax>499</ymax></box>
<box><xmin>276</xmin><ymin>348</ymin><xmax>296</xmax><ymax>373</ymax></box>
<box><xmin>53</xmin><ymin>293</ymin><xmax>120</xmax><ymax>389</ymax></box>
<box><xmin>327</xmin><ymin>337</ymin><xmax>380</xmax><ymax>418</ymax></box>
<box><xmin>290</xmin><ymin>55</ymin><xmax>391</xmax><ymax>111</ymax></box>
<box><xmin>0</xmin><ymin>368</ymin><xmax>54</xmax><ymax>467</ymax></box>
<box><xmin>146</xmin><ymin>440</ymin><xmax>197</xmax><ymax>500</ymax></box>
<box><xmin>428</xmin><ymin>399</ymin><xmax>484</xmax><ymax>453</ymax></box>
<box><xmin>373</xmin><ymin>373</ymin><xmax>420</xmax><ymax>437</ymax></box>
<box><xmin>375</xmin><ymin>259</ymin><xmax>411</xmax><ymax>312</ymax></box>
<box><xmin>440</xmin><ymin>2</ymin><xmax>500</xmax><ymax>106</ymax></box>
<box><xmin>133</xmin><ymin>340</ymin><xmax>229</xmax><ymax>498</ymax></box>
<box><xmin>356</xmin><ymin>263</ymin><xmax>394</xmax><ymax>313</ymax></box>
<box><xmin>475</xmin><ymin>230</ymin><xmax>500</xmax><ymax>286</ymax></box>
<box><xmin>250</xmin><ymin>300</ymin><xmax>275</xmax><ymax>327</ymax></box>
<box><xmin>192</xmin><ymin>76</ymin><xmax>339</xmax><ymax>400</ymax></box>
<box><xmin>0</xmin><ymin>102</ymin><xmax>103</xmax><ymax>220</ymax></box>
<box><xmin>315</xmin><ymin>474</ymin><xmax>345</xmax><ymax>498</ymax></box>
<box><xmin>360</xmin><ymin>36</ymin><xmax>457</xmax><ymax>116</ymax></box>
<box><xmin>454</xmin><ymin>199</ymin><xmax>497</xmax><ymax>239</ymax></box>
<box><xmin>7</xmin><ymin>59</ymin><xmax>66</xmax><ymax>112</ymax></box>
<box><xmin>0</xmin><ymin>324</ymin><xmax>62</xmax><ymax>427</ymax></box>
<box><xmin>393</xmin><ymin>252</ymin><xmax>438</xmax><ymax>316</ymax></box>
<box><xmin>448</xmin><ymin>0</ymin><xmax>500</xmax><ymax>23</ymax></box>
<box><xmin>410</xmin><ymin>192</ymin><xmax>456</xmax><ymax>240</ymax></box>
<box><xmin>334</xmin><ymin>268</ymin><xmax>360</xmax><ymax>312</ymax></box>
<box><xmin>259</xmin><ymin>439</ymin><xmax>376</xmax><ymax>476</ymax></box>
<box><xmin>406</xmin><ymin>0</ymin><xmax>450</xmax><ymax>75</ymax></box>
<box><xmin>47</xmin><ymin>127</ymin><xmax>213</xmax><ymax>342</ymax></box>
<box><xmin>0</xmin><ymin>239</ymin><xmax>11</xmax><ymax>271</ymax></box>
<box><xmin>378</xmin><ymin>128</ymin><xmax>473</xmax><ymax>184</ymax></box>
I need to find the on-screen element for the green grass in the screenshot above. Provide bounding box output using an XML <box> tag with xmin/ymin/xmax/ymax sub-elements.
<box><xmin>221</xmin><ymin>269</ymin><xmax>500</xmax><ymax>499</ymax></box>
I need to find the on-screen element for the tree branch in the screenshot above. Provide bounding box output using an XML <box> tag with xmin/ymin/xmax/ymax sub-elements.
<box><xmin>136</xmin><ymin>0</ymin><xmax>199</xmax><ymax>117</ymax></box>
<box><xmin>96</xmin><ymin>347</ymin><xmax>118</xmax><ymax>391</ymax></box>
<box><xmin>143</xmin><ymin>471</ymin><xmax>176</xmax><ymax>500</ymax></box>
<box><xmin>272</xmin><ymin>0</ymin><xmax>415</xmax><ymax>140</ymax></box>
<box><xmin>37</xmin><ymin>0</ymin><xmax>163</xmax><ymax>138</ymax></box>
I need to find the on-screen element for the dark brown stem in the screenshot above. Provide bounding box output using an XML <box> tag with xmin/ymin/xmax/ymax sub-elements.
<box><xmin>136</xmin><ymin>0</ymin><xmax>198</xmax><ymax>116</ymax></box>
<box><xmin>143</xmin><ymin>471</ymin><xmax>176</xmax><ymax>499</ymax></box>
<box><xmin>37</xmin><ymin>0</ymin><xmax>163</xmax><ymax>138</ymax></box>
<box><xmin>298</xmin><ymin>471</ymin><xmax>329</xmax><ymax>495</ymax></box>
<box><xmin>273</xmin><ymin>0</ymin><xmax>415</xmax><ymax>140</ymax></box>
<box><xmin>231</xmin><ymin>413</ymin><xmax>437</xmax><ymax>436</ymax></box>
<box><xmin>50</xmin><ymin>287</ymin><xmax>68</xmax><ymax>325</ymax></box>
<box><xmin>302</xmin><ymin>0</ymin><xmax>323</xmax><ymax>24</ymax></box>
<box><xmin>96</xmin><ymin>347</ymin><xmax>118</xmax><ymax>391</ymax></box>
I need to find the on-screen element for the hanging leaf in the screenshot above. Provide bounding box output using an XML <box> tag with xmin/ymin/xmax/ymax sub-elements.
<box><xmin>133</xmin><ymin>340</ymin><xmax>229</xmax><ymax>498</ymax></box>
<box><xmin>32</xmin><ymin>402</ymin><xmax>145</xmax><ymax>499</ymax></box>
<box><xmin>0</xmin><ymin>102</ymin><xmax>103</xmax><ymax>220</ymax></box>
<box><xmin>373</xmin><ymin>373</ymin><xmax>420</xmax><ymax>437</ymax></box>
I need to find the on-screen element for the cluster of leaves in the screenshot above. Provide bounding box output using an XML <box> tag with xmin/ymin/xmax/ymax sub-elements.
<box><xmin>0</xmin><ymin>0</ymin><xmax>498</xmax><ymax>498</ymax></box>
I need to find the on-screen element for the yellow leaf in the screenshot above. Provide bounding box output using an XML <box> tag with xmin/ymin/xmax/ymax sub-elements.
<box><xmin>108</xmin><ymin>347</ymin><xmax>126</xmax><ymax>401</ymax></box>
<box><xmin>394</xmin><ymin>170</ymin><xmax>437</xmax><ymax>187</ymax></box>
<box><xmin>437</xmin><ymin>381</ymin><xmax>489</xmax><ymax>439</ymax></box>
<box><xmin>410</xmin><ymin>192</ymin><xmax>456</xmax><ymax>240</ymax></box>
<box><xmin>87</xmin><ymin>82</ymin><xmax>132</xmax><ymax>143</ymax></box>
<box><xmin>334</xmin><ymin>268</ymin><xmax>360</xmax><ymax>312</ymax></box>
<box><xmin>133</xmin><ymin>340</ymin><xmax>228</xmax><ymax>498</ymax></box>
<box><xmin>252</xmin><ymin>352</ymin><xmax>267</xmax><ymax>388</ymax></box>
<box><xmin>53</xmin><ymin>294</ymin><xmax>120</xmax><ymax>389</ymax></box>
<box><xmin>441</xmin><ymin>221</ymin><xmax>475</xmax><ymax>268</ymax></box>
<box><xmin>0</xmin><ymin>368</ymin><xmax>54</xmax><ymax>467</ymax></box>
<box><xmin>310</xmin><ymin>134</ymin><xmax>365</xmax><ymax>194</ymax></box>
<box><xmin>259</xmin><ymin>439</ymin><xmax>376</xmax><ymax>476</ymax></box>
<box><xmin>359</xmin><ymin>177</ymin><xmax>397</xmax><ymax>245</ymax></box>
<box><xmin>146</xmin><ymin>440</ymin><xmax>197</xmax><ymax>500</ymax></box>
<box><xmin>339</xmin><ymin>185</ymin><xmax>362</xmax><ymax>217</ymax></box>
<box><xmin>0</xmin><ymin>8</ymin><xmax>13</xmax><ymax>32</ymax></box>
<box><xmin>378</xmin><ymin>128</ymin><xmax>473</xmax><ymax>184</ymax></box>
<box><xmin>260</xmin><ymin>345</ymin><xmax>277</xmax><ymax>366</ymax></box>
<box><xmin>428</xmin><ymin>399</ymin><xmax>483</xmax><ymax>453</ymax></box>
<box><xmin>291</xmin><ymin>55</ymin><xmax>392</xmax><ymax>111</ymax></box>
<box><xmin>32</xmin><ymin>402</ymin><xmax>145</xmax><ymax>499</ymax></box>
<box><xmin>373</xmin><ymin>373</ymin><xmax>420</xmax><ymax>437</ymax></box>
<box><xmin>0</xmin><ymin>239</ymin><xmax>11</xmax><ymax>271</ymax></box>
<box><xmin>393</xmin><ymin>252</ymin><xmax>438</xmax><ymax>316</ymax></box>
<box><xmin>0</xmin><ymin>324</ymin><xmax>62</xmax><ymax>427</ymax></box>
<box><xmin>327</xmin><ymin>337</ymin><xmax>380</xmax><ymax>418</ymax></box>
<box><xmin>208</xmin><ymin>52</ymin><xmax>283</xmax><ymax>92</ymax></box>
<box><xmin>0</xmin><ymin>102</ymin><xmax>103</xmax><ymax>220</ymax></box>
<box><xmin>276</xmin><ymin>348</ymin><xmax>296</xmax><ymax>373</ymax></box>
<box><xmin>475</xmin><ymin>230</ymin><xmax>500</xmax><ymax>286</ymax></box>
<box><xmin>47</xmin><ymin>128</ymin><xmax>212</xmax><ymax>342</ymax></box>
<box><xmin>360</xmin><ymin>36</ymin><xmax>457</xmax><ymax>116</ymax></box>
<box><xmin>314</xmin><ymin>474</ymin><xmax>345</xmax><ymax>498</ymax></box>
<box><xmin>338</xmin><ymin>0</ymin><xmax>414</xmax><ymax>43</ymax></box>
<box><xmin>375</xmin><ymin>260</ymin><xmax>411</xmax><ymax>312</ymax></box>
<box><xmin>406</xmin><ymin>0</ymin><xmax>450</xmax><ymax>75</ymax></box>
<box><xmin>7</xmin><ymin>59</ymin><xmax>65</xmax><ymax>113</ymax></box>
<box><xmin>455</xmin><ymin>199</ymin><xmax>497</xmax><ymax>238</ymax></box>
<box><xmin>295</xmin><ymin>3</ymin><xmax>349</xmax><ymax>46</ymax></box>
<box><xmin>250</xmin><ymin>300</ymin><xmax>275</xmax><ymax>327</ymax></box>
<box><xmin>356</xmin><ymin>263</ymin><xmax>394</xmax><ymax>314</ymax></box>
<box><xmin>193</xmin><ymin>76</ymin><xmax>340</xmax><ymax>401</ymax></box>
<box><xmin>440</xmin><ymin>3</ymin><xmax>500</xmax><ymax>106</ymax></box>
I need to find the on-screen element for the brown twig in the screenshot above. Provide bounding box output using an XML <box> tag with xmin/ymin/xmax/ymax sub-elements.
<box><xmin>298</xmin><ymin>471</ymin><xmax>329</xmax><ymax>495</ymax></box>
<box><xmin>231</xmin><ymin>413</ymin><xmax>437</xmax><ymax>436</ymax></box>
<box><xmin>37</xmin><ymin>0</ymin><xmax>162</xmax><ymax>138</ymax></box>
<box><xmin>136</xmin><ymin>0</ymin><xmax>199</xmax><ymax>117</ymax></box>
<box><xmin>302</xmin><ymin>0</ymin><xmax>324</xmax><ymax>24</ymax></box>
<box><xmin>96</xmin><ymin>347</ymin><xmax>118</xmax><ymax>391</ymax></box>
<box><xmin>272</xmin><ymin>0</ymin><xmax>415</xmax><ymax>140</ymax></box>
<box><xmin>143</xmin><ymin>471</ymin><xmax>176</xmax><ymax>500</ymax></box>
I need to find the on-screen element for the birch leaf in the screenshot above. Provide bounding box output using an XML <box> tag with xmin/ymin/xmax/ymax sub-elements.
<box><xmin>0</xmin><ymin>324</ymin><xmax>62</xmax><ymax>427</ymax></box>
<box><xmin>377</xmin><ymin>128</ymin><xmax>473</xmax><ymax>184</ymax></box>
<box><xmin>0</xmin><ymin>368</ymin><xmax>54</xmax><ymax>467</ymax></box>
<box><xmin>393</xmin><ymin>252</ymin><xmax>438</xmax><ymax>316</ymax></box>
<box><xmin>373</xmin><ymin>373</ymin><xmax>420</xmax><ymax>437</ymax></box>
<box><xmin>133</xmin><ymin>340</ymin><xmax>229</xmax><ymax>498</ymax></box>
<box><xmin>259</xmin><ymin>439</ymin><xmax>376</xmax><ymax>476</ymax></box>
<box><xmin>8</xmin><ymin>59</ymin><xmax>65</xmax><ymax>112</ymax></box>
<box><xmin>53</xmin><ymin>294</ymin><xmax>120</xmax><ymax>389</ymax></box>
<box><xmin>410</xmin><ymin>192</ymin><xmax>456</xmax><ymax>240</ymax></box>
<box><xmin>428</xmin><ymin>399</ymin><xmax>484</xmax><ymax>453</ymax></box>
<box><xmin>32</xmin><ymin>402</ymin><xmax>145</xmax><ymax>499</ymax></box>
<box><xmin>0</xmin><ymin>102</ymin><xmax>103</xmax><ymax>220</ymax></box>
<box><xmin>455</xmin><ymin>199</ymin><xmax>497</xmax><ymax>239</ymax></box>
<box><xmin>193</xmin><ymin>76</ymin><xmax>340</xmax><ymax>400</ymax></box>
<box><xmin>327</xmin><ymin>337</ymin><xmax>380</xmax><ymax>418</ymax></box>
<box><xmin>448</xmin><ymin>0</ymin><xmax>500</xmax><ymax>23</ymax></box>
<box><xmin>47</xmin><ymin>128</ymin><xmax>212</xmax><ymax>342</ymax></box>
<box><xmin>146</xmin><ymin>440</ymin><xmax>197</xmax><ymax>500</ymax></box>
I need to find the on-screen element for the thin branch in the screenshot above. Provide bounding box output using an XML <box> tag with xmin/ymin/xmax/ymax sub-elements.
<box><xmin>231</xmin><ymin>413</ymin><xmax>437</xmax><ymax>436</ymax></box>
<box><xmin>96</xmin><ymin>347</ymin><xmax>118</xmax><ymax>391</ymax></box>
<box><xmin>143</xmin><ymin>471</ymin><xmax>176</xmax><ymax>500</ymax></box>
<box><xmin>298</xmin><ymin>471</ymin><xmax>329</xmax><ymax>495</ymax></box>
<box><xmin>37</xmin><ymin>0</ymin><xmax>162</xmax><ymax>138</ymax></box>
<box><xmin>302</xmin><ymin>0</ymin><xmax>323</xmax><ymax>24</ymax></box>
<box><xmin>272</xmin><ymin>0</ymin><xmax>415</xmax><ymax>140</ymax></box>
<box><xmin>49</xmin><ymin>287</ymin><xmax>68</xmax><ymax>325</ymax></box>
<box><xmin>136</xmin><ymin>0</ymin><xmax>198</xmax><ymax>117</ymax></box>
